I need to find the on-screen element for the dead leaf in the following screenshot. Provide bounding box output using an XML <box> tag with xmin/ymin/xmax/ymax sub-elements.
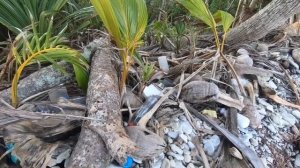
<box><xmin>122</xmin><ymin>88</ymin><xmax>143</xmax><ymax>108</ymax></box>
<box><xmin>126</xmin><ymin>126</ymin><xmax>166</xmax><ymax>159</ymax></box>
<box><xmin>234</xmin><ymin>63</ymin><xmax>279</xmax><ymax>77</ymax></box>
<box><xmin>285</xmin><ymin>21</ymin><xmax>300</xmax><ymax>36</ymax></box>
<box><xmin>263</xmin><ymin>88</ymin><xmax>300</xmax><ymax>110</ymax></box>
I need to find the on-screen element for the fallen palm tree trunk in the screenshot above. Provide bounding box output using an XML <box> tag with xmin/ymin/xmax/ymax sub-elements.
<box><xmin>227</xmin><ymin>0</ymin><xmax>300</xmax><ymax>45</ymax></box>
<box><xmin>68</xmin><ymin>38</ymin><xmax>137</xmax><ymax>167</ymax></box>
<box><xmin>67</xmin><ymin>128</ymin><xmax>110</xmax><ymax>168</ymax></box>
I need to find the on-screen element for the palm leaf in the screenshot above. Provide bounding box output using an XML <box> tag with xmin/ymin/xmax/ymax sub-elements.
<box><xmin>176</xmin><ymin>0</ymin><xmax>215</xmax><ymax>28</ymax></box>
<box><xmin>176</xmin><ymin>0</ymin><xmax>222</xmax><ymax>48</ymax></box>
<box><xmin>91</xmin><ymin>0</ymin><xmax>148</xmax><ymax>88</ymax></box>
<box><xmin>11</xmin><ymin>46</ymin><xmax>88</xmax><ymax>107</ymax></box>
<box><xmin>213</xmin><ymin>10</ymin><xmax>234</xmax><ymax>34</ymax></box>
<box><xmin>10</xmin><ymin>18</ymin><xmax>89</xmax><ymax>107</ymax></box>
<box><xmin>0</xmin><ymin>0</ymin><xmax>68</xmax><ymax>34</ymax></box>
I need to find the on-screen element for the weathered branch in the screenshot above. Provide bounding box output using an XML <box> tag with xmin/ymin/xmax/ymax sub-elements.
<box><xmin>0</xmin><ymin>38</ymin><xmax>99</xmax><ymax>104</ymax></box>
<box><xmin>0</xmin><ymin>62</ymin><xmax>73</xmax><ymax>104</ymax></box>
<box><xmin>68</xmin><ymin>38</ymin><xmax>137</xmax><ymax>167</ymax></box>
<box><xmin>227</xmin><ymin>0</ymin><xmax>300</xmax><ymax>45</ymax></box>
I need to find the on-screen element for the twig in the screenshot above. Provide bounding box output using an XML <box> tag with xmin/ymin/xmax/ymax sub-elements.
<box><xmin>184</xmin><ymin>103</ymin><xmax>265</xmax><ymax>168</ymax></box>
<box><xmin>0</xmin><ymin>39</ymin><xmax>14</xmax><ymax>81</ymax></box>
<box><xmin>126</xmin><ymin>100</ymin><xmax>133</xmax><ymax>122</ymax></box>
<box><xmin>204</xmin><ymin>77</ymin><xmax>238</xmax><ymax>96</ymax></box>
<box><xmin>0</xmin><ymin>105</ymin><xmax>100</xmax><ymax>121</ymax></box>
<box><xmin>0</xmin><ymin>146</ymin><xmax>13</xmax><ymax>161</ymax></box>
<box><xmin>264</xmin><ymin>89</ymin><xmax>300</xmax><ymax>110</ymax></box>
<box><xmin>249</xmin><ymin>0</ymin><xmax>259</xmax><ymax>11</ymax></box>
<box><xmin>0</xmin><ymin>98</ymin><xmax>14</xmax><ymax>109</ymax></box>
<box><xmin>158</xmin><ymin>0</ymin><xmax>166</xmax><ymax>21</ymax></box>
<box><xmin>211</xmin><ymin>59</ymin><xmax>218</xmax><ymax>79</ymax></box>
<box><xmin>121</xmin><ymin>107</ymin><xmax>139</xmax><ymax>112</ymax></box>
<box><xmin>19</xmin><ymin>88</ymin><xmax>53</xmax><ymax>105</ymax></box>
<box><xmin>221</xmin><ymin>52</ymin><xmax>246</xmax><ymax>96</ymax></box>
<box><xmin>233</xmin><ymin>0</ymin><xmax>245</xmax><ymax>26</ymax></box>
<box><xmin>138</xmin><ymin>88</ymin><xmax>175</xmax><ymax>127</ymax></box>
<box><xmin>193</xmin><ymin>137</ymin><xmax>211</xmax><ymax>168</ymax></box>
<box><xmin>282</xmin><ymin>67</ymin><xmax>300</xmax><ymax>104</ymax></box>
<box><xmin>176</xmin><ymin>72</ymin><xmax>185</xmax><ymax>100</ymax></box>
<box><xmin>179</xmin><ymin>102</ymin><xmax>198</xmax><ymax>130</ymax></box>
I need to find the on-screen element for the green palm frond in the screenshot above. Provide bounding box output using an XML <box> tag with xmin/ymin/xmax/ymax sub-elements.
<box><xmin>11</xmin><ymin>16</ymin><xmax>89</xmax><ymax>107</ymax></box>
<box><xmin>91</xmin><ymin>0</ymin><xmax>148</xmax><ymax>89</ymax></box>
<box><xmin>213</xmin><ymin>10</ymin><xmax>234</xmax><ymax>34</ymax></box>
<box><xmin>0</xmin><ymin>0</ymin><xmax>68</xmax><ymax>34</ymax></box>
<box><xmin>176</xmin><ymin>0</ymin><xmax>234</xmax><ymax>50</ymax></box>
<box><xmin>176</xmin><ymin>0</ymin><xmax>215</xmax><ymax>28</ymax></box>
<box><xmin>176</xmin><ymin>0</ymin><xmax>220</xmax><ymax>48</ymax></box>
<box><xmin>213</xmin><ymin>10</ymin><xmax>234</xmax><ymax>51</ymax></box>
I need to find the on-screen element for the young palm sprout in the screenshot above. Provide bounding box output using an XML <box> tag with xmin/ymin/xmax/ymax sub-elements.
<box><xmin>91</xmin><ymin>0</ymin><xmax>148</xmax><ymax>92</ymax></box>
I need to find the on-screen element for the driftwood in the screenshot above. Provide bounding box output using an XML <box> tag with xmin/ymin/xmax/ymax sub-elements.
<box><xmin>0</xmin><ymin>102</ymin><xmax>85</xmax><ymax>167</ymax></box>
<box><xmin>0</xmin><ymin>38</ymin><xmax>100</xmax><ymax>104</ymax></box>
<box><xmin>68</xmin><ymin>38</ymin><xmax>137</xmax><ymax>167</ymax></box>
<box><xmin>67</xmin><ymin>128</ymin><xmax>110</xmax><ymax>168</ymax></box>
<box><xmin>227</xmin><ymin>0</ymin><xmax>300</xmax><ymax>45</ymax></box>
<box><xmin>0</xmin><ymin>62</ymin><xmax>73</xmax><ymax>104</ymax></box>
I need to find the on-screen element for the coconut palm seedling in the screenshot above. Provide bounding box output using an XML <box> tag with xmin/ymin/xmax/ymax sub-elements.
<box><xmin>176</xmin><ymin>0</ymin><xmax>245</xmax><ymax>95</ymax></box>
<box><xmin>11</xmin><ymin>16</ymin><xmax>89</xmax><ymax>107</ymax></box>
<box><xmin>90</xmin><ymin>0</ymin><xmax>148</xmax><ymax>91</ymax></box>
<box><xmin>176</xmin><ymin>0</ymin><xmax>234</xmax><ymax>51</ymax></box>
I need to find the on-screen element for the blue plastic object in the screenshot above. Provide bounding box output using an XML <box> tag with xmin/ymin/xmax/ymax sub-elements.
<box><xmin>6</xmin><ymin>143</ymin><xmax>19</xmax><ymax>164</ymax></box>
<box><xmin>123</xmin><ymin>156</ymin><xmax>134</xmax><ymax>168</ymax></box>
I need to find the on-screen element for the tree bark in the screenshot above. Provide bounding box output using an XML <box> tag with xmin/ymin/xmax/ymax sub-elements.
<box><xmin>0</xmin><ymin>38</ymin><xmax>98</xmax><ymax>105</ymax></box>
<box><xmin>0</xmin><ymin>62</ymin><xmax>73</xmax><ymax>104</ymax></box>
<box><xmin>68</xmin><ymin>38</ymin><xmax>137</xmax><ymax>167</ymax></box>
<box><xmin>227</xmin><ymin>0</ymin><xmax>300</xmax><ymax>45</ymax></box>
<box><xmin>67</xmin><ymin>128</ymin><xmax>110</xmax><ymax>168</ymax></box>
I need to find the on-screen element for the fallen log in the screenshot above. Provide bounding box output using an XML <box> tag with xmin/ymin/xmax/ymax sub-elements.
<box><xmin>67</xmin><ymin>128</ymin><xmax>110</xmax><ymax>168</ymax></box>
<box><xmin>0</xmin><ymin>38</ymin><xmax>100</xmax><ymax>104</ymax></box>
<box><xmin>68</xmin><ymin>38</ymin><xmax>137</xmax><ymax>167</ymax></box>
<box><xmin>227</xmin><ymin>0</ymin><xmax>300</xmax><ymax>45</ymax></box>
<box><xmin>0</xmin><ymin>62</ymin><xmax>73</xmax><ymax>104</ymax></box>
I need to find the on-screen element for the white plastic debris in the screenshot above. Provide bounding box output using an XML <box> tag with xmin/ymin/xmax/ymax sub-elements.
<box><xmin>158</xmin><ymin>56</ymin><xmax>169</xmax><ymax>72</ymax></box>
<box><xmin>143</xmin><ymin>84</ymin><xmax>162</xmax><ymax>98</ymax></box>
